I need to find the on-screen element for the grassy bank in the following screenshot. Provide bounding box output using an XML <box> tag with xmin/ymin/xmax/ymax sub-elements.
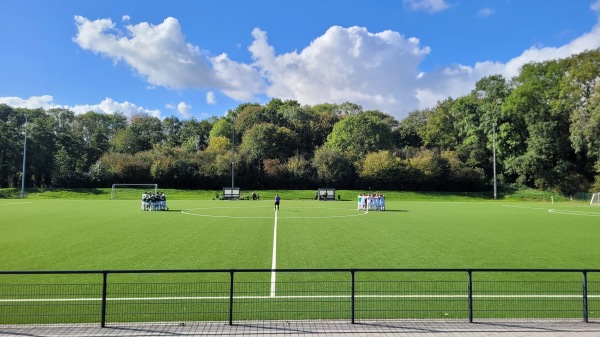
<box><xmin>0</xmin><ymin>187</ymin><xmax>580</xmax><ymax>202</ymax></box>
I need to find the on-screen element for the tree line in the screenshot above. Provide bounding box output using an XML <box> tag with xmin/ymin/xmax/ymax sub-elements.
<box><xmin>1</xmin><ymin>49</ymin><xmax>599</xmax><ymax>194</ymax></box>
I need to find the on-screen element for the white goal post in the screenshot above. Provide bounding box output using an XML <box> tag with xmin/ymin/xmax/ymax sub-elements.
<box><xmin>111</xmin><ymin>184</ymin><xmax>158</xmax><ymax>200</ymax></box>
<box><xmin>591</xmin><ymin>192</ymin><xmax>600</xmax><ymax>206</ymax></box>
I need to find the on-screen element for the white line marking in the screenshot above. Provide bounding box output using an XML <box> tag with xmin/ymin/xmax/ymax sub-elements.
<box><xmin>0</xmin><ymin>202</ymin><xmax>33</xmax><ymax>206</ymax></box>
<box><xmin>2</xmin><ymin>294</ymin><xmax>599</xmax><ymax>302</ymax></box>
<box><xmin>180</xmin><ymin>207</ymin><xmax>368</xmax><ymax>219</ymax></box>
<box><xmin>502</xmin><ymin>205</ymin><xmax>600</xmax><ymax>217</ymax></box>
<box><xmin>270</xmin><ymin>209</ymin><xmax>278</xmax><ymax>298</ymax></box>
<box><xmin>548</xmin><ymin>209</ymin><xmax>600</xmax><ymax>217</ymax></box>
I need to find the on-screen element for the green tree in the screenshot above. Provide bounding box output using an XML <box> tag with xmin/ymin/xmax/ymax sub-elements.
<box><xmin>359</xmin><ymin>150</ymin><xmax>406</xmax><ymax>189</ymax></box>
<box><xmin>24</xmin><ymin>108</ymin><xmax>56</xmax><ymax>187</ymax></box>
<box><xmin>395</xmin><ymin>109</ymin><xmax>429</xmax><ymax>148</ymax></box>
<box><xmin>469</xmin><ymin>75</ymin><xmax>512</xmax><ymax>182</ymax></box>
<box><xmin>0</xmin><ymin>105</ymin><xmax>25</xmax><ymax>187</ymax></box>
<box><xmin>419</xmin><ymin>98</ymin><xmax>459</xmax><ymax>149</ymax></box>
<box><xmin>74</xmin><ymin>111</ymin><xmax>127</xmax><ymax>167</ymax></box>
<box><xmin>162</xmin><ymin>116</ymin><xmax>183</xmax><ymax>147</ymax></box>
<box><xmin>441</xmin><ymin>150</ymin><xmax>486</xmax><ymax>191</ymax></box>
<box><xmin>312</xmin><ymin>146</ymin><xmax>356</xmax><ymax>188</ymax></box>
<box><xmin>128</xmin><ymin>114</ymin><xmax>163</xmax><ymax>152</ymax></box>
<box><xmin>232</xmin><ymin>103</ymin><xmax>265</xmax><ymax>140</ymax></box>
<box><xmin>286</xmin><ymin>154</ymin><xmax>313</xmax><ymax>188</ymax></box>
<box><xmin>208</xmin><ymin>117</ymin><xmax>234</xmax><ymax>141</ymax></box>
<box><xmin>111</xmin><ymin>128</ymin><xmax>144</xmax><ymax>154</ymax></box>
<box><xmin>279</xmin><ymin>105</ymin><xmax>319</xmax><ymax>154</ymax></box>
<box><xmin>97</xmin><ymin>151</ymin><xmax>152</xmax><ymax>182</ymax></box>
<box><xmin>333</xmin><ymin>102</ymin><xmax>363</xmax><ymax>117</ymax></box>
<box><xmin>181</xmin><ymin>118</ymin><xmax>212</xmax><ymax>151</ymax></box>
<box><xmin>47</xmin><ymin>108</ymin><xmax>89</xmax><ymax>187</ymax></box>
<box><xmin>310</xmin><ymin>103</ymin><xmax>341</xmax><ymax>148</ymax></box>
<box><xmin>562</xmin><ymin>50</ymin><xmax>600</xmax><ymax>183</ymax></box>
<box><xmin>502</xmin><ymin>60</ymin><xmax>575</xmax><ymax>189</ymax></box>
<box><xmin>239</xmin><ymin>123</ymin><xmax>298</xmax><ymax>164</ymax></box>
<box><xmin>324</xmin><ymin>111</ymin><xmax>394</xmax><ymax>158</ymax></box>
<box><xmin>407</xmin><ymin>148</ymin><xmax>449</xmax><ymax>190</ymax></box>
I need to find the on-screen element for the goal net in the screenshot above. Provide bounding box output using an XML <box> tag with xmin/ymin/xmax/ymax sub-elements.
<box><xmin>111</xmin><ymin>184</ymin><xmax>158</xmax><ymax>200</ymax></box>
<box><xmin>591</xmin><ymin>192</ymin><xmax>600</xmax><ymax>206</ymax></box>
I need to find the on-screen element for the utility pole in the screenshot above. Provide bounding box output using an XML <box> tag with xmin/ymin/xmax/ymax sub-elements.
<box><xmin>492</xmin><ymin>122</ymin><xmax>497</xmax><ymax>200</ymax></box>
<box><xmin>21</xmin><ymin>115</ymin><xmax>28</xmax><ymax>198</ymax></box>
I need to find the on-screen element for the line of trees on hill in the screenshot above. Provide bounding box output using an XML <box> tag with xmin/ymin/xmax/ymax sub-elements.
<box><xmin>1</xmin><ymin>49</ymin><xmax>600</xmax><ymax>194</ymax></box>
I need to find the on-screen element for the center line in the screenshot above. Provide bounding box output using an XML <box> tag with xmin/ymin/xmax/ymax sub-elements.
<box><xmin>270</xmin><ymin>209</ymin><xmax>278</xmax><ymax>298</ymax></box>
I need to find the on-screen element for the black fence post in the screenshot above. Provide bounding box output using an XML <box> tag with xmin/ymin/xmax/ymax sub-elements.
<box><xmin>351</xmin><ymin>270</ymin><xmax>356</xmax><ymax>324</ymax></box>
<box><xmin>229</xmin><ymin>270</ymin><xmax>234</xmax><ymax>325</ymax></box>
<box><xmin>583</xmin><ymin>270</ymin><xmax>589</xmax><ymax>323</ymax></box>
<box><xmin>467</xmin><ymin>270</ymin><xmax>473</xmax><ymax>323</ymax></box>
<box><xmin>101</xmin><ymin>271</ymin><xmax>108</xmax><ymax>328</ymax></box>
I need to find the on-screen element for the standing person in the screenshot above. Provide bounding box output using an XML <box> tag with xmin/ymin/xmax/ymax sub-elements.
<box><xmin>141</xmin><ymin>192</ymin><xmax>147</xmax><ymax>211</ymax></box>
<box><xmin>160</xmin><ymin>192</ymin><xmax>168</xmax><ymax>211</ymax></box>
<box><xmin>274</xmin><ymin>194</ymin><xmax>281</xmax><ymax>210</ymax></box>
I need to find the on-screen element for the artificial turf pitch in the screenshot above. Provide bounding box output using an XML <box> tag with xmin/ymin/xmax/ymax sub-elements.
<box><xmin>1</xmin><ymin>198</ymin><xmax>600</xmax><ymax>323</ymax></box>
<box><xmin>1</xmin><ymin>198</ymin><xmax>599</xmax><ymax>272</ymax></box>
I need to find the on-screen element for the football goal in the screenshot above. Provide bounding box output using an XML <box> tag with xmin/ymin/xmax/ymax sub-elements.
<box><xmin>591</xmin><ymin>192</ymin><xmax>600</xmax><ymax>206</ymax></box>
<box><xmin>111</xmin><ymin>184</ymin><xmax>158</xmax><ymax>200</ymax></box>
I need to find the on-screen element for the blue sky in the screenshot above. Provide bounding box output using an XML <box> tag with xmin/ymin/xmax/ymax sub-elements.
<box><xmin>1</xmin><ymin>0</ymin><xmax>599</xmax><ymax>121</ymax></box>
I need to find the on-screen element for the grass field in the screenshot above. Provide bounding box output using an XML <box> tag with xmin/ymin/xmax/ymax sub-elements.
<box><xmin>1</xmin><ymin>194</ymin><xmax>600</xmax><ymax>323</ymax></box>
<box><xmin>1</xmin><ymin>197</ymin><xmax>599</xmax><ymax>271</ymax></box>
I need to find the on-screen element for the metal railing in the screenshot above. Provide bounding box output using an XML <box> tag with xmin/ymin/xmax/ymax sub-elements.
<box><xmin>1</xmin><ymin>269</ymin><xmax>599</xmax><ymax>326</ymax></box>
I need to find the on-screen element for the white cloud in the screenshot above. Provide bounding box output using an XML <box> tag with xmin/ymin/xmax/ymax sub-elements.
<box><xmin>592</xmin><ymin>0</ymin><xmax>600</xmax><ymax>14</ymax></box>
<box><xmin>210</xmin><ymin>52</ymin><xmax>264</xmax><ymax>100</ymax></box>
<box><xmin>0</xmin><ymin>95</ymin><xmax>162</xmax><ymax>118</ymax></box>
<box><xmin>0</xmin><ymin>95</ymin><xmax>55</xmax><ymax>109</ymax></box>
<box><xmin>68</xmin><ymin>98</ymin><xmax>162</xmax><ymax>118</ymax></box>
<box><xmin>74</xmin><ymin>15</ymin><xmax>263</xmax><ymax>102</ymax></box>
<box><xmin>176</xmin><ymin>101</ymin><xmax>192</xmax><ymax>118</ymax></box>
<box><xmin>248</xmin><ymin>26</ymin><xmax>430</xmax><ymax>117</ymax></box>
<box><xmin>73</xmin><ymin>16</ymin><xmax>225</xmax><ymax>89</ymax></box>
<box><xmin>206</xmin><ymin>91</ymin><xmax>217</xmax><ymax>105</ymax></box>
<box><xmin>477</xmin><ymin>8</ymin><xmax>495</xmax><ymax>18</ymax></box>
<box><xmin>403</xmin><ymin>0</ymin><xmax>450</xmax><ymax>13</ymax></box>
<box><xmin>414</xmin><ymin>21</ymin><xmax>600</xmax><ymax>110</ymax></box>
<box><xmin>72</xmin><ymin>12</ymin><xmax>600</xmax><ymax>120</ymax></box>
<box><xmin>122</xmin><ymin>15</ymin><xmax>130</xmax><ymax>22</ymax></box>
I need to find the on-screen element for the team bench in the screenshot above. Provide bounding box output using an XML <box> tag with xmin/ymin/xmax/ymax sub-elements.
<box><xmin>317</xmin><ymin>188</ymin><xmax>336</xmax><ymax>200</ymax></box>
<box><xmin>222</xmin><ymin>187</ymin><xmax>241</xmax><ymax>200</ymax></box>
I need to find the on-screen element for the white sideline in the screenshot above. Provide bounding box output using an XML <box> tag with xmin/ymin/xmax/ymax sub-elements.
<box><xmin>0</xmin><ymin>202</ymin><xmax>33</xmax><ymax>206</ymax></box>
<box><xmin>2</xmin><ymin>294</ymin><xmax>599</xmax><ymax>302</ymax></box>
<box><xmin>270</xmin><ymin>209</ymin><xmax>278</xmax><ymax>298</ymax></box>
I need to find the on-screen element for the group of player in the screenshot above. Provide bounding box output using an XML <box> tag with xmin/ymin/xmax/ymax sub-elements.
<box><xmin>141</xmin><ymin>192</ymin><xmax>168</xmax><ymax>211</ymax></box>
<box><xmin>358</xmin><ymin>193</ymin><xmax>385</xmax><ymax>211</ymax></box>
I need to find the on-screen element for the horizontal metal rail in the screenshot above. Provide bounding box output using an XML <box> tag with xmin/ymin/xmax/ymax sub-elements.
<box><xmin>1</xmin><ymin>268</ymin><xmax>598</xmax><ymax>326</ymax></box>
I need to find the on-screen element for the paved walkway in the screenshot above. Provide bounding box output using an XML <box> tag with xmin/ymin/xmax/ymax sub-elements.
<box><xmin>1</xmin><ymin>321</ymin><xmax>600</xmax><ymax>337</ymax></box>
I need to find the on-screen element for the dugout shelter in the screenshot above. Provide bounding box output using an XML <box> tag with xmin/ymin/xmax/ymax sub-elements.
<box><xmin>222</xmin><ymin>187</ymin><xmax>241</xmax><ymax>200</ymax></box>
<box><xmin>317</xmin><ymin>188</ymin><xmax>336</xmax><ymax>201</ymax></box>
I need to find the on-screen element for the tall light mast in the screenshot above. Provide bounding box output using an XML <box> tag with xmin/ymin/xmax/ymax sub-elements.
<box><xmin>21</xmin><ymin>115</ymin><xmax>28</xmax><ymax>198</ymax></box>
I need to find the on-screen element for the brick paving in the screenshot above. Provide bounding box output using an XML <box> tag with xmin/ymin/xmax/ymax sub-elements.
<box><xmin>1</xmin><ymin>321</ymin><xmax>600</xmax><ymax>337</ymax></box>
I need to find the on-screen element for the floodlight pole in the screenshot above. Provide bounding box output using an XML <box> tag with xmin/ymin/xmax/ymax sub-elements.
<box><xmin>21</xmin><ymin>115</ymin><xmax>28</xmax><ymax>198</ymax></box>
<box><xmin>492</xmin><ymin>122</ymin><xmax>497</xmax><ymax>200</ymax></box>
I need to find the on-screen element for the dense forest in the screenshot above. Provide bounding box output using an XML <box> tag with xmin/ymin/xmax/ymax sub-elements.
<box><xmin>1</xmin><ymin>50</ymin><xmax>600</xmax><ymax>194</ymax></box>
